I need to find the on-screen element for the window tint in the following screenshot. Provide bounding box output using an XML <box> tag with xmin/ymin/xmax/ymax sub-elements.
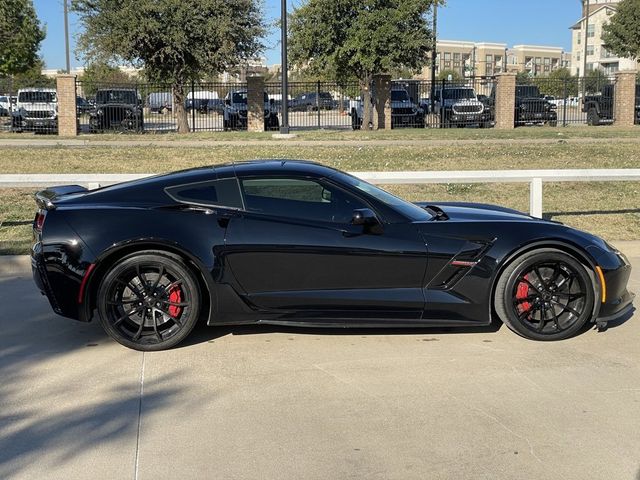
<box><xmin>166</xmin><ymin>178</ymin><xmax>243</xmax><ymax>209</ymax></box>
<box><xmin>241</xmin><ymin>177</ymin><xmax>367</xmax><ymax>224</ymax></box>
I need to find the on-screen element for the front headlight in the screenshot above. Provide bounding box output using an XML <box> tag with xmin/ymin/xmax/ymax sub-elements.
<box><xmin>97</xmin><ymin>109</ymin><xmax>103</xmax><ymax>116</ymax></box>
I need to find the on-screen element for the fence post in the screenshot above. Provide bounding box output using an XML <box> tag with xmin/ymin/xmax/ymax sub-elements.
<box><xmin>372</xmin><ymin>74</ymin><xmax>391</xmax><ymax>130</ymax></box>
<box><xmin>529</xmin><ymin>177</ymin><xmax>543</xmax><ymax>218</ymax></box>
<box><xmin>494</xmin><ymin>72</ymin><xmax>516</xmax><ymax>129</ymax></box>
<box><xmin>316</xmin><ymin>80</ymin><xmax>321</xmax><ymax>129</ymax></box>
<box><xmin>562</xmin><ymin>78</ymin><xmax>568</xmax><ymax>127</ymax></box>
<box><xmin>613</xmin><ymin>70</ymin><xmax>637</xmax><ymax>127</ymax></box>
<box><xmin>247</xmin><ymin>75</ymin><xmax>265</xmax><ymax>133</ymax></box>
<box><xmin>56</xmin><ymin>74</ymin><xmax>78</xmax><ymax>137</ymax></box>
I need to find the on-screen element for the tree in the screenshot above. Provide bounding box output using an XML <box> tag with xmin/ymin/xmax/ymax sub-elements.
<box><xmin>533</xmin><ymin>68</ymin><xmax>579</xmax><ymax>98</ymax></box>
<box><xmin>78</xmin><ymin>62</ymin><xmax>136</xmax><ymax>97</ymax></box>
<box><xmin>602</xmin><ymin>0</ymin><xmax>640</xmax><ymax>61</ymax></box>
<box><xmin>515</xmin><ymin>71</ymin><xmax>532</xmax><ymax>85</ymax></box>
<box><xmin>0</xmin><ymin>0</ymin><xmax>46</xmax><ymax>77</ymax></box>
<box><xmin>72</xmin><ymin>0</ymin><xmax>265</xmax><ymax>133</ymax></box>
<box><xmin>437</xmin><ymin>69</ymin><xmax>462</xmax><ymax>82</ymax></box>
<box><xmin>288</xmin><ymin>0</ymin><xmax>438</xmax><ymax>130</ymax></box>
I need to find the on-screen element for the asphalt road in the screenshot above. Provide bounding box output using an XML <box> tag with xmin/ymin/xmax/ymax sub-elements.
<box><xmin>0</xmin><ymin>247</ymin><xmax>638</xmax><ymax>480</ymax></box>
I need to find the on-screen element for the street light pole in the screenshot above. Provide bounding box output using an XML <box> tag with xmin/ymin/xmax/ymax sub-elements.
<box><xmin>280</xmin><ymin>0</ymin><xmax>290</xmax><ymax>134</ymax></box>
<box><xmin>63</xmin><ymin>0</ymin><xmax>71</xmax><ymax>74</ymax></box>
<box><xmin>582</xmin><ymin>0</ymin><xmax>590</xmax><ymax>98</ymax></box>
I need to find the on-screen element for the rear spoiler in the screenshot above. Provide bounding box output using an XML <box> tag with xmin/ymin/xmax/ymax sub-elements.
<box><xmin>34</xmin><ymin>185</ymin><xmax>88</xmax><ymax>210</ymax></box>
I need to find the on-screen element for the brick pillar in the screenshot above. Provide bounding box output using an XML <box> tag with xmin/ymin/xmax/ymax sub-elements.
<box><xmin>56</xmin><ymin>75</ymin><xmax>77</xmax><ymax>136</ymax></box>
<box><xmin>494</xmin><ymin>72</ymin><xmax>516</xmax><ymax>130</ymax></box>
<box><xmin>372</xmin><ymin>74</ymin><xmax>392</xmax><ymax>130</ymax></box>
<box><xmin>613</xmin><ymin>70</ymin><xmax>637</xmax><ymax>127</ymax></box>
<box><xmin>247</xmin><ymin>75</ymin><xmax>265</xmax><ymax>133</ymax></box>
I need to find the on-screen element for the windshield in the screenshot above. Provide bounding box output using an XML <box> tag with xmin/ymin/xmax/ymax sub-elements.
<box><xmin>18</xmin><ymin>91</ymin><xmax>56</xmax><ymax>103</ymax></box>
<box><xmin>96</xmin><ymin>90</ymin><xmax>137</xmax><ymax>104</ymax></box>
<box><xmin>333</xmin><ymin>172</ymin><xmax>432</xmax><ymax>221</ymax></box>
<box><xmin>391</xmin><ymin>90</ymin><xmax>410</xmax><ymax>102</ymax></box>
<box><xmin>515</xmin><ymin>86</ymin><xmax>541</xmax><ymax>98</ymax></box>
<box><xmin>231</xmin><ymin>92</ymin><xmax>269</xmax><ymax>103</ymax></box>
<box><xmin>443</xmin><ymin>89</ymin><xmax>475</xmax><ymax>100</ymax></box>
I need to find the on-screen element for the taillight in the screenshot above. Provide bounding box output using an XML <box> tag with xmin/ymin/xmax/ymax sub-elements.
<box><xmin>34</xmin><ymin>211</ymin><xmax>46</xmax><ymax>231</ymax></box>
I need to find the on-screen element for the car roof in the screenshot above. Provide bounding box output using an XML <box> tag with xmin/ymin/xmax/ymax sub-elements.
<box><xmin>19</xmin><ymin>88</ymin><xmax>56</xmax><ymax>92</ymax></box>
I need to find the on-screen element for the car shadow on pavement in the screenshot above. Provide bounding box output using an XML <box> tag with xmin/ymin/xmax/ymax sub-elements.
<box><xmin>179</xmin><ymin>319</ymin><xmax>506</xmax><ymax>349</ymax></box>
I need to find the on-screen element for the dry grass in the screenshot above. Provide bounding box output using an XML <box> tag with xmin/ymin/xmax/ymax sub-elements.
<box><xmin>1</xmin><ymin>139</ymin><xmax>639</xmax><ymax>254</ymax></box>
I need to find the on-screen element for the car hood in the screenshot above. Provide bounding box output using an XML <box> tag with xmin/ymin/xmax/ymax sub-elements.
<box><xmin>413</xmin><ymin>201</ymin><xmax>541</xmax><ymax>222</ymax></box>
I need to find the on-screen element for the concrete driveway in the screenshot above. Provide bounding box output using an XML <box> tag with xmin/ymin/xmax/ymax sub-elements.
<box><xmin>1</xmin><ymin>246</ymin><xmax>639</xmax><ymax>480</ymax></box>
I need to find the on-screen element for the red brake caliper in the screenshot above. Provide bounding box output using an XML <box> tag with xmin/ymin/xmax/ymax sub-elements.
<box><xmin>516</xmin><ymin>275</ymin><xmax>532</xmax><ymax>317</ymax></box>
<box><xmin>168</xmin><ymin>286</ymin><xmax>183</xmax><ymax>318</ymax></box>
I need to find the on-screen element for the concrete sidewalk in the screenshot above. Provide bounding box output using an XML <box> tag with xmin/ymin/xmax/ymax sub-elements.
<box><xmin>2</xmin><ymin>136</ymin><xmax>640</xmax><ymax>149</ymax></box>
<box><xmin>0</xmin><ymin>248</ymin><xmax>638</xmax><ymax>480</ymax></box>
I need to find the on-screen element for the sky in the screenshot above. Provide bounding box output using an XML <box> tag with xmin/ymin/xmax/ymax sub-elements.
<box><xmin>34</xmin><ymin>0</ymin><xmax>580</xmax><ymax>71</ymax></box>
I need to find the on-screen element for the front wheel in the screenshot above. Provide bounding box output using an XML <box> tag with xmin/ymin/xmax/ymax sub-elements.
<box><xmin>97</xmin><ymin>252</ymin><xmax>201</xmax><ymax>351</ymax></box>
<box><xmin>587</xmin><ymin>108</ymin><xmax>600</xmax><ymax>126</ymax></box>
<box><xmin>494</xmin><ymin>248</ymin><xmax>595</xmax><ymax>341</ymax></box>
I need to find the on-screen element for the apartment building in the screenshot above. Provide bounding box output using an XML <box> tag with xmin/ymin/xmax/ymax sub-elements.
<box><xmin>426</xmin><ymin>40</ymin><xmax>507</xmax><ymax>78</ymax></box>
<box><xmin>418</xmin><ymin>41</ymin><xmax>570</xmax><ymax>79</ymax></box>
<box><xmin>570</xmin><ymin>0</ymin><xmax>639</xmax><ymax>76</ymax></box>
<box><xmin>508</xmin><ymin>45</ymin><xmax>569</xmax><ymax>76</ymax></box>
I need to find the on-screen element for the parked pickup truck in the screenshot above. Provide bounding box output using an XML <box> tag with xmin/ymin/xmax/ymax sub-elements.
<box><xmin>583</xmin><ymin>83</ymin><xmax>640</xmax><ymax>126</ymax></box>
<box><xmin>351</xmin><ymin>87</ymin><xmax>425</xmax><ymax>129</ymax></box>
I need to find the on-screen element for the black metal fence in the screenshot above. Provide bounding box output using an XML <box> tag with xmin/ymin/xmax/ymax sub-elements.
<box><xmin>76</xmin><ymin>80</ymin><xmax>248</xmax><ymax>133</ymax></box>
<box><xmin>265</xmin><ymin>81</ymin><xmax>359</xmax><ymax>130</ymax></box>
<box><xmin>3</xmin><ymin>73</ymin><xmax>636</xmax><ymax>135</ymax></box>
<box><xmin>514</xmin><ymin>75</ymin><xmax>615</xmax><ymax>127</ymax></box>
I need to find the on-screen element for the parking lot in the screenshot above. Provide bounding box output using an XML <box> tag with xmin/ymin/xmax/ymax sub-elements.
<box><xmin>0</xmin><ymin>243</ymin><xmax>638</xmax><ymax>480</ymax></box>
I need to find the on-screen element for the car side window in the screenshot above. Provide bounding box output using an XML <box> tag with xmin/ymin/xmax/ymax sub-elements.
<box><xmin>165</xmin><ymin>178</ymin><xmax>243</xmax><ymax>209</ymax></box>
<box><xmin>240</xmin><ymin>177</ymin><xmax>367</xmax><ymax>224</ymax></box>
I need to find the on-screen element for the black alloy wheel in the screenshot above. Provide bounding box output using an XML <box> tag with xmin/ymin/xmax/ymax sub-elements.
<box><xmin>97</xmin><ymin>252</ymin><xmax>201</xmax><ymax>351</ymax></box>
<box><xmin>495</xmin><ymin>249</ymin><xmax>595</xmax><ymax>341</ymax></box>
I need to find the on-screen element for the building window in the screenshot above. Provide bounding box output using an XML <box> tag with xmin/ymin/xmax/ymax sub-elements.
<box><xmin>444</xmin><ymin>52</ymin><xmax>451</xmax><ymax>61</ymax></box>
<box><xmin>586</xmin><ymin>45</ymin><xmax>595</xmax><ymax>56</ymax></box>
<box><xmin>485</xmin><ymin>54</ymin><xmax>493</xmax><ymax>64</ymax></box>
<box><xmin>587</xmin><ymin>24</ymin><xmax>595</xmax><ymax>38</ymax></box>
<box><xmin>587</xmin><ymin>63</ymin><xmax>595</xmax><ymax>71</ymax></box>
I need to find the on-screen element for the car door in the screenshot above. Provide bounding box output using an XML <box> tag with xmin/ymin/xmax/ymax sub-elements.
<box><xmin>222</xmin><ymin>175</ymin><xmax>428</xmax><ymax>321</ymax></box>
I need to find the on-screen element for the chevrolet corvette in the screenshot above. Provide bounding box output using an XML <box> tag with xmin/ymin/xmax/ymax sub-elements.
<box><xmin>31</xmin><ymin>160</ymin><xmax>634</xmax><ymax>350</ymax></box>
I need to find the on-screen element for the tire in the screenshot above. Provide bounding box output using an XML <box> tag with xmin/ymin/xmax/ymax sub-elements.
<box><xmin>494</xmin><ymin>248</ymin><xmax>595</xmax><ymax>341</ymax></box>
<box><xmin>587</xmin><ymin>108</ymin><xmax>600</xmax><ymax>126</ymax></box>
<box><xmin>548</xmin><ymin>119</ymin><xmax>558</xmax><ymax>127</ymax></box>
<box><xmin>97</xmin><ymin>251</ymin><xmax>201</xmax><ymax>351</ymax></box>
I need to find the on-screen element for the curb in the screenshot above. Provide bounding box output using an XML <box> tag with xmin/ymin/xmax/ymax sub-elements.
<box><xmin>0</xmin><ymin>255</ymin><xmax>31</xmax><ymax>276</ymax></box>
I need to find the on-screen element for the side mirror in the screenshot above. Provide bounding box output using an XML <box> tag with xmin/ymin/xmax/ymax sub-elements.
<box><xmin>351</xmin><ymin>208</ymin><xmax>379</xmax><ymax>226</ymax></box>
<box><xmin>270</xmin><ymin>98</ymin><xmax>275</xmax><ymax>106</ymax></box>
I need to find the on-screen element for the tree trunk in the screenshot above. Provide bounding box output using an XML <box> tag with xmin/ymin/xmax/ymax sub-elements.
<box><xmin>173</xmin><ymin>83</ymin><xmax>189</xmax><ymax>134</ymax></box>
<box><xmin>360</xmin><ymin>74</ymin><xmax>373</xmax><ymax>131</ymax></box>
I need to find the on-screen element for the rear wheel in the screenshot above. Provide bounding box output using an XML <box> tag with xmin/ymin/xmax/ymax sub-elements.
<box><xmin>97</xmin><ymin>252</ymin><xmax>201</xmax><ymax>351</ymax></box>
<box><xmin>587</xmin><ymin>108</ymin><xmax>600</xmax><ymax>126</ymax></box>
<box><xmin>494</xmin><ymin>249</ymin><xmax>595</xmax><ymax>341</ymax></box>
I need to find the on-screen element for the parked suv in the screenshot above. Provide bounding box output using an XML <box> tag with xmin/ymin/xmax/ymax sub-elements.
<box><xmin>583</xmin><ymin>83</ymin><xmax>640</xmax><ymax>126</ymax></box>
<box><xmin>11</xmin><ymin>88</ymin><xmax>58</xmax><ymax>133</ymax></box>
<box><xmin>89</xmin><ymin>88</ymin><xmax>144</xmax><ymax>133</ymax></box>
<box><xmin>290</xmin><ymin>92</ymin><xmax>335</xmax><ymax>112</ymax></box>
<box><xmin>223</xmin><ymin>90</ymin><xmax>279</xmax><ymax>131</ymax></box>
<box><xmin>351</xmin><ymin>87</ymin><xmax>424</xmax><ymax>129</ymax></box>
<box><xmin>514</xmin><ymin>85</ymin><xmax>557</xmax><ymax>126</ymax></box>
<box><xmin>432</xmin><ymin>86</ymin><xmax>491</xmax><ymax>128</ymax></box>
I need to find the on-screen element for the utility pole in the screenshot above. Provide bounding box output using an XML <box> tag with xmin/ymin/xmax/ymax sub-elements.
<box><xmin>430</xmin><ymin>1</ymin><xmax>438</xmax><ymax>112</ymax></box>
<box><xmin>63</xmin><ymin>0</ymin><xmax>71</xmax><ymax>74</ymax></box>
<box><xmin>582</xmin><ymin>0</ymin><xmax>591</xmax><ymax>98</ymax></box>
<box><xmin>280</xmin><ymin>0</ymin><xmax>290</xmax><ymax>134</ymax></box>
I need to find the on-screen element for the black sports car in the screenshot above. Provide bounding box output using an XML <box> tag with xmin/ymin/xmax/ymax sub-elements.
<box><xmin>31</xmin><ymin>161</ymin><xmax>634</xmax><ymax>351</ymax></box>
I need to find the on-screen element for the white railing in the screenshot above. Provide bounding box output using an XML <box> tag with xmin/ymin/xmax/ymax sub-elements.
<box><xmin>1</xmin><ymin>169</ymin><xmax>640</xmax><ymax>218</ymax></box>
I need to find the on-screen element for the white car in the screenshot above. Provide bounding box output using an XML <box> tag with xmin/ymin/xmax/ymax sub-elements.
<box><xmin>0</xmin><ymin>95</ymin><xmax>11</xmax><ymax>116</ymax></box>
